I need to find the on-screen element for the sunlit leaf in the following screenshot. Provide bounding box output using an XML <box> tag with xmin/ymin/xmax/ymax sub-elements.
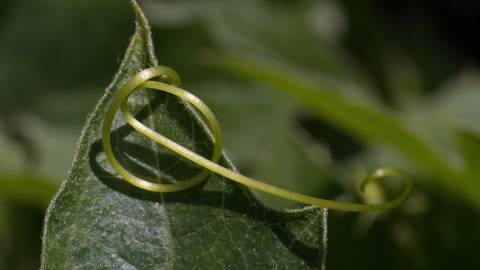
<box><xmin>41</xmin><ymin>2</ymin><xmax>327</xmax><ymax>269</ymax></box>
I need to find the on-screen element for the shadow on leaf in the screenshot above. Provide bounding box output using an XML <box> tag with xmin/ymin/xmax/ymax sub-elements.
<box><xmin>88</xmin><ymin>92</ymin><xmax>325</xmax><ymax>268</ymax></box>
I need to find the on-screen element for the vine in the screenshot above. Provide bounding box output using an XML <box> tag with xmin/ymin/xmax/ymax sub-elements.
<box><xmin>102</xmin><ymin>66</ymin><xmax>412</xmax><ymax>212</ymax></box>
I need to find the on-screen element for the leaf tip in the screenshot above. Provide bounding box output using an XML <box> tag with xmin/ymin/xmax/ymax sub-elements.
<box><xmin>130</xmin><ymin>0</ymin><xmax>150</xmax><ymax>28</ymax></box>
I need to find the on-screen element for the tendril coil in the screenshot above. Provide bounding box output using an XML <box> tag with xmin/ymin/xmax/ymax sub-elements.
<box><xmin>102</xmin><ymin>66</ymin><xmax>412</xmax><ymax>212</ymax></box>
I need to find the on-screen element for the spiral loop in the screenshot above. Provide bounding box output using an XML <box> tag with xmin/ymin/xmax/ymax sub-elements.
<box><xmin>102</xmin><ymin>66</ymin><xmax>412</xmax><ymax>212</ymax></box>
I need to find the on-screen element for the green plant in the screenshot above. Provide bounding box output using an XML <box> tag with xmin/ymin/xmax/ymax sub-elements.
<box><xmin>101</xmin><ymin>65</ymin><xmax>411</xmax><ymax>211</ymax></box>
<box><xmin>2</xmin><ymin>0</ymin><xmax>480</xmax><ymax>269</ymax></box>
<box><xmin>42</xmin><ymin>2</ymin><xmax>330</xmax><ymax>268</ymax></box>
<box><xmin>38</xmin><ymin>0</ymin><xmax>413</xmax><ymax>268</ymax></box>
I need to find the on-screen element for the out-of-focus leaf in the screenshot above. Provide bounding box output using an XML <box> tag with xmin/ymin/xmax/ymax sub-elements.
<box><xmin>0</xmin><ymin>0</ymin><xmax>133</xmax><ymax>128</ymax></box>
<box><xmin>456</xmin><ymin>131</ymin><xmax>480</xmax><ymax>177</ymax></box>
<box><xmin>308</xmin><ymin>0</ymin><xmax>348</xmax><ymax>43</ymax></box>
<box><xmin>42</xmin><ymin>2</ymin><xmax>327</xmax><ymax>269</ymax></box>
<box><xmin>0</xmin><ymin>116</ymin><xmax>78</xmax><ymax>180</ymax></box>
<box><xmin>402</xmin><ymin>70</ymin><xmax>480</xmax><ymax>161</ymax></box>
<box><xmin>206</xmin><ymin>0</ymin><xmax>372</xmax><ymax>91</ymax></box>
<box><xmin>214</xmin><ymin>52</ymin><xmax>480</xmax><ymax>209</ymax></box>
<box><xmin>0</xmin><ymin>128</ymin><xmax>25</xmax><ymax>171</ymax></box>
<box><xmin>0</xmin><ymin>176</ymin><xmax>57</xmax><ymax>208</ymax></box>
<box><xmin>215</xmin><ymin>52</ymin><xmax>454</xmax><ymax>178</ymax></box>
<box><xmin>195</xmin><ymin>80</ymin><xmax>335</xmax><ymax>208</ymax></box>
<box><xmin>354</xmin><ymin>70</ymin><xmax>480</xmax><ymax>178</ymax></box>
<box><xmin>142</xmin><ymin>0</ymin><xmax>216</xmax><ymax>26</ymax></box>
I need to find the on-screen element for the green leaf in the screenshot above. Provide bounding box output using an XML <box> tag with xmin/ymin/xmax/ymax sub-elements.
<box><xmin>41</xmin><ymin>1</ymin><xmax>327</xmax><ymax>269</ymax></box>
<box><xmin>206</xmin><ymin>0</ymin><xmax>372</xmax><ymax>91</ymax></box>
<box><xmin>457</xmin><ymin>131</ymin><xmax>480</xmax><ymax>177</ymax></box>
<box><xmin>0</xmin><ymin>0</ymin><xmax>133</xmax><ymax>128</ymax></box>
<box><xmin>214</xmin><ymin>52</ymin><xmax>480</xmax><ymax>208</ymax></box>
<box><xmin>0</xmin><ymin>175</ymin><xmax>57</xmax><ymax>208</ymax></box>
<box><xmin>215</xmin><ymin>52</ymin><xmax>456</xmax><ymax>179</ymax></box>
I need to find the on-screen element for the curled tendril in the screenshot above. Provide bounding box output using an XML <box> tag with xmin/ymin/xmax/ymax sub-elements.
<box><xmin>102</xmin><ymin>66</ymin><xmax>412</xmax><ymax>212</ymax></box>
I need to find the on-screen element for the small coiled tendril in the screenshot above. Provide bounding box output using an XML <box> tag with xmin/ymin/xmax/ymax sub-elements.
<box><xmin>102</xmin><ymin>66</ymin><xmax>412</xmax><ymax>212</ymax></box>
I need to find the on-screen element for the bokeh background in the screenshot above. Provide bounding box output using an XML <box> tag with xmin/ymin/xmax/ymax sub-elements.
<box><xmin>1</xmin><ymin>0</ymin><xmax>480</xmax><ymax>269</ymax></box>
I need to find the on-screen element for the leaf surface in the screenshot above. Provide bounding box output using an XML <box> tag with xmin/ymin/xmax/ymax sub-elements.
<box><xmin>41</xmin><ymin>1</ymin><xmax>327</xmax><ymax>269</ymax></box>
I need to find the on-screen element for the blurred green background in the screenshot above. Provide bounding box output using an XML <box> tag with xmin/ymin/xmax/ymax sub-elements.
<box><xmin>1</xmin><ymin>0</ymin><xmax>480</xmax><ymax>269</ymax></box>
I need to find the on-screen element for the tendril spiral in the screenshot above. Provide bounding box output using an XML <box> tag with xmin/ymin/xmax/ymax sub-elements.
<box><xmin>102</xmin><ymin>66</ymin><xmax>412</xmax><ymax>212</ymax></box>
